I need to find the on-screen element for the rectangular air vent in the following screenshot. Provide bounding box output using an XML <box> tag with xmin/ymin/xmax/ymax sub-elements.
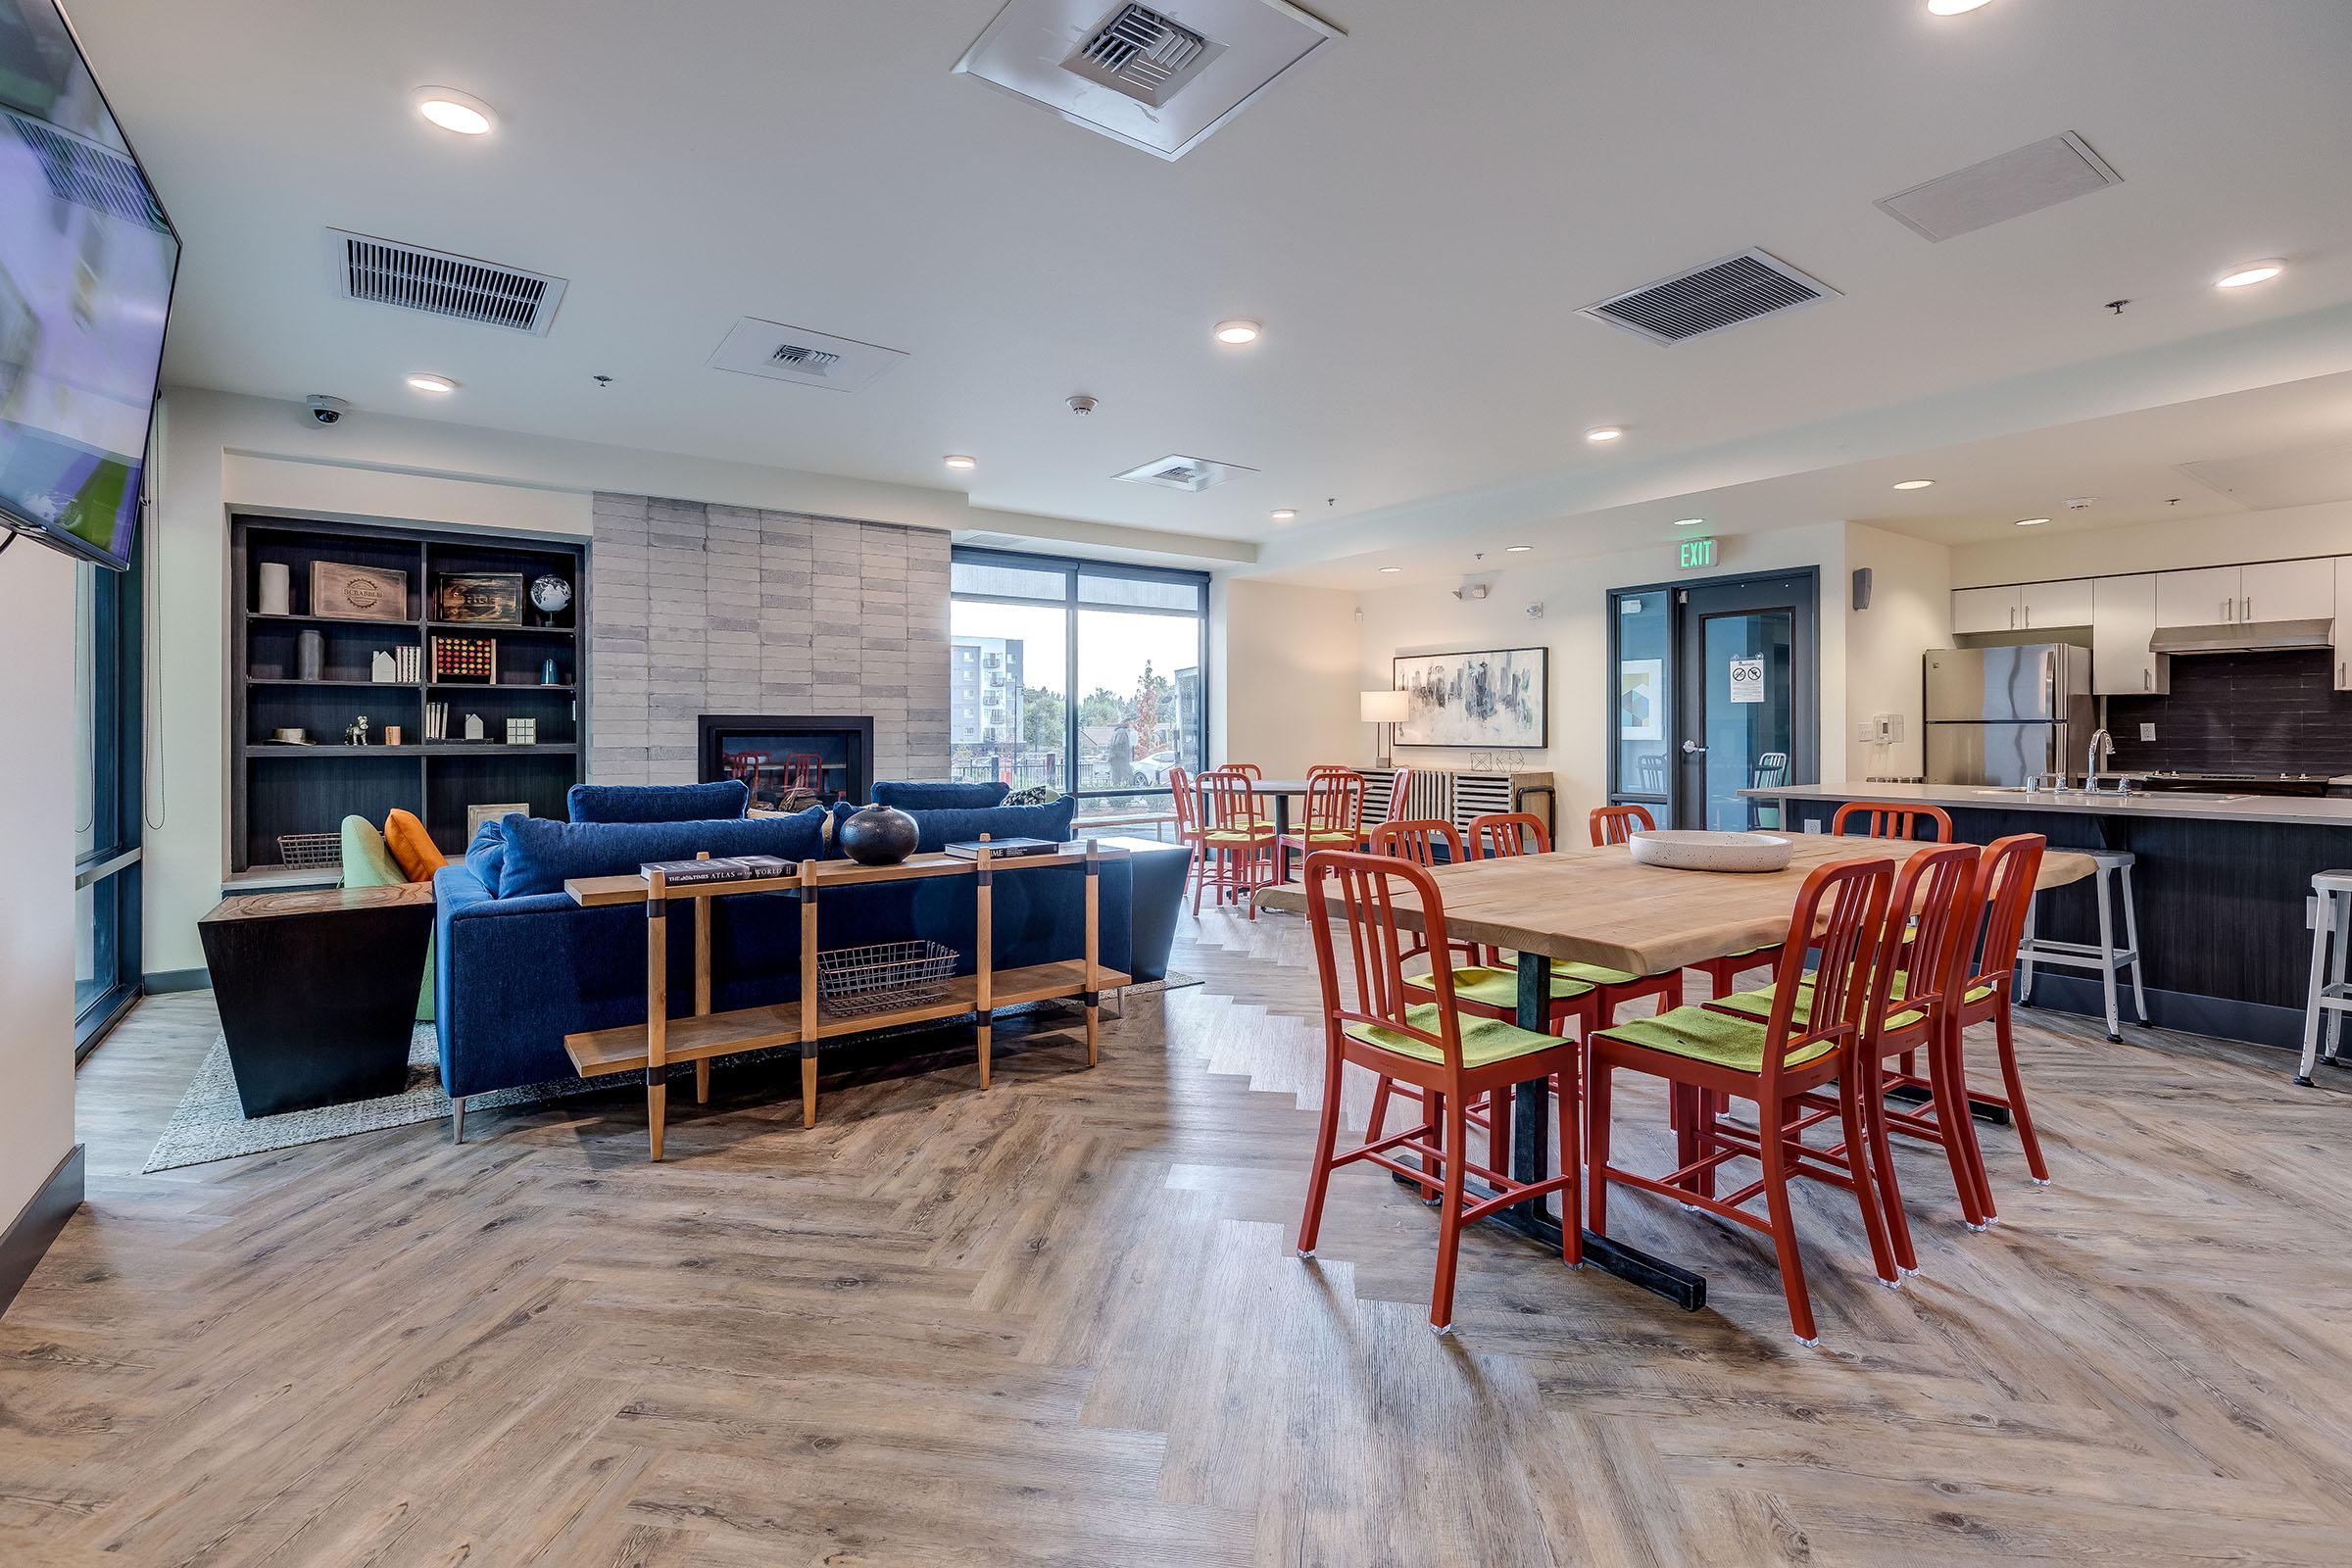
<box><xmin>955</xmin><ymin>0</ymin><xmax>1340</xmax><ymax>162</ymax></box>
<box><xmin>6</xmin><ymin>112</ymin><xmax>170</xmax><ymax>233</ymax></box>
<box><xmin>325</xmin><ymin>229</ymin><xmax>566</xmax><ymax>334</ymax></box>
<box><xmin>708</xmin><ymin>317</ymin><xmax>907</xmax><ymax>392</ymax></box>
<box><xmin>1579</xmin><ymin>249</ymin><xmax>1838</xmax><ymax>346</ymax></box>
<box><xmin>1877</xmin><ymin>132</ymin><xmax>2122</xmax><ymax>243</ymax></box>
<box><xmin>1111</xmin><ymin>454</ymin><xmax>1257</xmax><ymax>492</ymax></box>
<box><xmin>1064</xmin><ymin>5</ymin><xmax>1221</xmax><ymax>107</ymax></box>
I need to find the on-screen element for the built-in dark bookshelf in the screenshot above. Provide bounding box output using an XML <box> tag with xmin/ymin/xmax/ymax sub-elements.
<box><xmin>229</xmin><ymin>514</ymin><xmax>589</xmax><ymax>873</ymax></box>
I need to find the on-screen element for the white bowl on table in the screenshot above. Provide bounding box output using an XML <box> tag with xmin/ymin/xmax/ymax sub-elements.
<box><xmin>1626</xmin><ymin>829</ymin><xmax>1792</xmax><ymax>873</ymax></box>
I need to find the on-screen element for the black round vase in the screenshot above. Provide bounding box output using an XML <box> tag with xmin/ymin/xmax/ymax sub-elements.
<box><xmin>837</xmin><ymin>803</ymin><xmax>919</xmax><ymax>866</ymax></box>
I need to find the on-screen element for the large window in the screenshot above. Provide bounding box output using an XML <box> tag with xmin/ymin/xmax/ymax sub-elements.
<box><xmin>950</xmin><ymin>548</ymin><xmax>1207</xmax><ymax>811</ymax></box>
<box><xmin>74</xmin><ymin>545</ymin><xmax>143</xmax><ymax>1054</ymax></box>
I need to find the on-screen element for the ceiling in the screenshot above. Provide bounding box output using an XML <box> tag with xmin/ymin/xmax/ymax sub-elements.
<box><xmin>67</xmin><ymin>0</ymin><xmax>2352</xmax><ymax>562</ymax></box>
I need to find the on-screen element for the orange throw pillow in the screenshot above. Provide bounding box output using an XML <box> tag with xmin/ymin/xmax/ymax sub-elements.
<box><xmin>383</xmin><ymin>808</ymin><xmax>448</xmax><ymax>883</ymax></box>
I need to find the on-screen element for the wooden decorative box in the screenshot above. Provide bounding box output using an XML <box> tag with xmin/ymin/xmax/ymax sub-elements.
<box><xmin>310</xmin><ymin>561</ymin><xmax>409</xmax><ymax>622</ymax></box>
<box><xmin>434</xmin><ymin>571</ymin><xmax>524</xmax><ymax>625</ymax></box>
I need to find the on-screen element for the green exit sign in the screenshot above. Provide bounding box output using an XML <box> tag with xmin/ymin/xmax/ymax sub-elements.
<box><xmin>1678</xmin><ymin>536</ymin><xmax>1718</xmax><ymax>570</ymax></box>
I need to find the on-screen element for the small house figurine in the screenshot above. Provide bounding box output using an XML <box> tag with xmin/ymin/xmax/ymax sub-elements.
<box><xmin>463</xmin><ymin>712</ymin><xmax>486</xmax><ymax>743</ymax></box>
<box><xmin>370</xmin><ymin>650</ymin><xmax>398</xmax><ymax>683</ymax></box>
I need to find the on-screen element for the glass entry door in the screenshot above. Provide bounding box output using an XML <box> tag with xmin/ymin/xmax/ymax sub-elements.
<box><xmin>1609</xmin><ymin>570</ymin><xmax>1816</xmax><ymax>832</ymax></box>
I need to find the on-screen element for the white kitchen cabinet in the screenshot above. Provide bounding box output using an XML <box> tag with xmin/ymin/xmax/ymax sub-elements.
<box><xmin>2333</xmin><ymin>557</ymin><xmax>2352</xmax><ymax>691</ymax></box>
<box><xmin>2155</xmin><ymin>566</ymin><xmax>2243</xmax><ymax>628</ymax></box>
<box><xmin>2239</xmin><ymin>558</ymin><xmax>2333</xmax><ymax>623</ymax></box>
<box><xmin>1951</xmin><ymin>585</ymin><xmax>2023</xmax><ymax>635</ymax></box>
<box><xmin>2019</xmin><ymin>577</ymin><xmax>2094</xmax><ymax>629</ymax></box>
<box><xmin>2091</xmin><ymin>574</ymin><xmax>2168</xmax><ymax>696</ymax></box>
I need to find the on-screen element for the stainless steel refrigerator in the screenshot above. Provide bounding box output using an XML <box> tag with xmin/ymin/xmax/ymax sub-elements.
<box><xmin>1923</xmin><ymin>645</ymin><xmax>2096</xmax><ymax>786</ymax></box>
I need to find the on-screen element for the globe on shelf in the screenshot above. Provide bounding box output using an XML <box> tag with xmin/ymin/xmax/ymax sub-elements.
<box><xmin>529</xmin><ymin>573</ymin><xmax>572</xmax><ymax>625</ymax></box>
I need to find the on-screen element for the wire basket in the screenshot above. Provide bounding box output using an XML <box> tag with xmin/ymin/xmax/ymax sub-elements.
<box><xmin>276</xmin><ymin>832</ymin><xmax>344</xmax><ymax>871</ymax></box>
<box><xmin>816</xmin><ymin>939</ymin><xmax>959</xmax><ymax>1016</ymax></box>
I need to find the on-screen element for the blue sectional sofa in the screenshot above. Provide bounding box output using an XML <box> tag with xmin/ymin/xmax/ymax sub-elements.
<box><xmin>432</xmin><ymin>783</ymin><xmax>1184</xmax><ymax>1114</ymax></box>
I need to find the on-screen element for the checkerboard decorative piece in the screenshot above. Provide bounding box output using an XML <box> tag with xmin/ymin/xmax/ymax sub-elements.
<box><xmin>505</xmin><ymin>717</ymin><xmax>538</xmax><ymax>746</ymax></box>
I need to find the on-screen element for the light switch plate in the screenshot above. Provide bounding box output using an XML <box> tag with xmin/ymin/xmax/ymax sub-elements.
<box><xmin>2139</xmin><ymin>722</ymin><xmax>2156</xmax><ymax>742</ymax></box>
<box><xmin>1855</xmin><ymin>720</ymin><xmax>1878</xmax><ymax>742</ymax></box>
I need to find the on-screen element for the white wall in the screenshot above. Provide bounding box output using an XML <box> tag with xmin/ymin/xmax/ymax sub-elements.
<box><xmin>1843</xmin><ymin>521</ymin><xmax>1952</xmax><ymax>779</ymax></box>
<box><xmin>0</xmin><ymin>541</ymin><xmax>78</xmax><ymax>1225</ymax></box>
<box><xmin>1346</xmin><ymin>523</ymin><xmax>1857</xmax><ymax>828</ymax></box>
<box><xmin>1951</xmin><ymin>499</ymin><xmax>2352</xmax><ymax>587</ymax></box>
<box><xmin>1216</xmin><ymin>576</ymin><xmax>1366</xmax><ymax>776</ymax></box>
<box><xmin>144</xmin><ymin>387</ymin><xmax>1202</xmax><ymax>977</ymax></box>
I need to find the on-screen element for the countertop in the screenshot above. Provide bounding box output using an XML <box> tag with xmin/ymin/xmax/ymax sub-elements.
<box><xmin>1743</xmin><ymin>779</ymin><xmax>2352</xmax><ymax>828</ymax></box>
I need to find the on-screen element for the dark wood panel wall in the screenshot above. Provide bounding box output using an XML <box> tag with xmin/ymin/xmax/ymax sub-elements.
<box><xmin>2107</xmin><ymin>649</ymin><xmax>2352</xmax><ymax>774</ymax></box>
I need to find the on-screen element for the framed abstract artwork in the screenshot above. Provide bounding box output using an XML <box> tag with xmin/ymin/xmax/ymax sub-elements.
<box><xmin>1393</xmin><ymin>647</ymin><xmax>1548</xmax><ymax>748</ymax></box>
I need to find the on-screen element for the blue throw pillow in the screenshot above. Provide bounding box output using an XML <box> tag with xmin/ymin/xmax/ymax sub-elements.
<box><xmin>498</xmin><ymin>805</ymin><xmax>829</xmax><ymax>899</ymax></box>
<box><xmin>464</xmin><ymin>819</ymin><xmax>507</xmax><ymax>891</ymax></box>
<box><xmin>566</xmin><ymin>779</ymin><xmax>750</xmax><ymax>824</ymax></box>
<box><xmin>872</xmin><ymin>779</ymin><xmax>1010</xmax><ymax>810</ymax></box>
<box><xmin>906</xmin><ymin>797</ymin><xmax>1077</xmax><ymax>854</ymax></box>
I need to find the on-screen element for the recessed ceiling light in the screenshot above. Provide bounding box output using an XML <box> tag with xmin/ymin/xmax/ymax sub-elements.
<box><xmin>1269</xmin><ymin>508</ymin><xmax>1297</xmax><ymax>521</ymax></box>
<box><xmin>944</xmin><ymin>455</ymin><xmax>977</xmax><ymax>470</ymax></box>
<box><xmin>2214</xmin><ymin>259</ymin><xmax>2285</xmax><ymax>289</ymax></box>
<box><xmin>1674</xmin><ymin>517</ymin><xmax>1705</xmax><ymax>528</ymax></box>
<box><xmin>2015</xmin><ymin>516</ymin><xmax>2050</xmax><ymax>527</ymax></box>
<box><xmin>1926</xmin><ymin>0</ymin><xmax>1993</xmax><ymax>15</ymax></box>
<box><xmin>414</xmin><ymin>87</ymin><xmax>495</xmax><ymax>136</ymax></box>
<box><xmin>1379</xmin><ymin>565</ymin><xmax>1402</xmax><ymax>573</ymax></box>
<box><xmin>1214</xmin><ymin>319</ymin><xmax>1260</xmax><ymax>345</ymax></box>
<box><xmin>1504</xmin><ymin>545</ymin><xmax>1533</xmax><ymax>553</ymax></box>
<box><xmin>1586</xmin><ymin>425</ymin><xmax>1624</xmax><ymax>443</ymax></box>
<box><xmin>1892</xmin><ymin>478</ymin><xmax>1936</xmax><ymax>490</ymax></box>
<box><xmin>405</xmin><ymin>372</ymin><xmax>458</xmax><ymax>394</ymax></box>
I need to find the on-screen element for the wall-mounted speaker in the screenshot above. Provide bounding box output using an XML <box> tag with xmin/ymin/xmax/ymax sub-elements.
<box><xmin>1851</xmin><ymin>566</ymin><xmax>1873</xmax><ymax>611</ymax></box>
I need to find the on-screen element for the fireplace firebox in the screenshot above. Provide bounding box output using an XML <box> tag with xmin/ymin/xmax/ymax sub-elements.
<box><xmin>699</xmin><ymin>714</ymin><xmax>874</xmax><ymax>810</ymax></box>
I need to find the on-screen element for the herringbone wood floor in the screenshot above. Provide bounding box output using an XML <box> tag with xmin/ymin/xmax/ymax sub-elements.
<box><xmin>5</xmin><ymin>909</ymin><xmax>2350</xmax><ymax>1566</ymax></box>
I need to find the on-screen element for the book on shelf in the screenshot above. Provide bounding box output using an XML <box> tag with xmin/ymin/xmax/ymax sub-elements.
<box><xmin>639</xmin><ymin>855</ymin><xmax>793</xmax><ymax>886</ymax></box>
<box><xmin>942</xmin><ymin>837</ymin><xmax>1060</xmax><ymax>861</ymax></box>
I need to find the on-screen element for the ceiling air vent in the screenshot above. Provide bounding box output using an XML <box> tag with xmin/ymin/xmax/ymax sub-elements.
<box><xmin>1877</xmin><ymin>132</ymin><xmax>2122</xmax><ymax>243</ymax></box>
<box><xmin>6</xmin><ymin>112</ymin><xmax>170</xmax><ymax>233</ymax></box>
<box><xmin>708</xmin><ymin>317</ymin><xmax>906</xmax><ymax>392</ymax></box>
<box><xmin>325</xmin><ymin>229</ymin><xmax>566</xmax><ymax>335</ymax></box>
<box><xmin>1064</xmin><ymin>5</ymin><xmax>1221</xmax><ymax>107</ymax></box>
<box><xmin>1579</xmin><ymin>248</ymin><xmax>1838</xmax><ymax>346</ymax></box>
<box><xmin>1111</xmin><ymin>454</ymin><xmax>1256</xmax><ymax>492</ymax></box>
<box><xmin>955</xmin><ymin>0</ymin><xmax>1341</xmax><ymax>162</ymax></box>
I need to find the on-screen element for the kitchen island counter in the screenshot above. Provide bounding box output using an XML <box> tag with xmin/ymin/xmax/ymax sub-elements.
<box><xmin>1745</xmin><ymin>781</ymin><xmax>2352</xmax><ymax>1054</ymax></box>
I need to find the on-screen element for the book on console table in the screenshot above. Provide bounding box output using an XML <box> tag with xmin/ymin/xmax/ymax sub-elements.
<box><xmin>639</xmin><ymin>856</ymin><xmax>792</xmax><ymax>886</ymax></box>
<box><xmin>943</xmin><ymin>837</ymin><xmax>1059</xmax><ymax>861</ymax></box>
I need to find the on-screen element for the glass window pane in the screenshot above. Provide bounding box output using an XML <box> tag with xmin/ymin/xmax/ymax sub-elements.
<box><xmin>1613</xmin><ymin>592</ymin><xmax>1671</xmax><ymax>799</ymax></box>
<box><xmin>952</xmin><ymin>558</ymin><xmax>1067</xmax><ymax>602</ymax></box>
<box><xmin>1075</xmin><ymin>608</ymin><xmax>1203</xmax><ymax>808</ymax></box>
<box><xmin>74</xmin><ymin>562</ymin><xmax>99</xmax><ymax>859</ymax></box>
<box><xmin>950</xmin><ymin>598</ymin><xmax>1067</xmax><ymax>792</ymax></box>
<box><xmin>1076</xmin><ymin>569</ymin><xmax>1201</xmax><ymax>612</ymax></box>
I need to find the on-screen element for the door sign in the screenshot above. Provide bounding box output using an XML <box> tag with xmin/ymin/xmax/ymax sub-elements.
<box><xmin>1728</xmin><ymin>656</ymin><xmax>1765</xmax><ymax>705</ymax></box>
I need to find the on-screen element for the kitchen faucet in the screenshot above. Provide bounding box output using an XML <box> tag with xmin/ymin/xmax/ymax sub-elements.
<box><xmin>2086</xmin><ymin>727</ymin><xmax>2114</xmax><ymax>792</ymax></box>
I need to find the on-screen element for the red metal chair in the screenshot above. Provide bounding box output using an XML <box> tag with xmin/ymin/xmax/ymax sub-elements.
<box><xmin>1198</xmin><ymin>767</ymin><xmax>1278</xmax><ymax>917</ymax></box>
<box><xmin>721</xmin><ymin>749</ymin><xmax>768</xmax><ymax>785</ymax></box>
<box><xmin>1833</xmin><ymin>800</ymin><xmax>1954</xmax><ymax>843</ymax></box>
<box><xmin>777</xmin><ymin>752</ymin><xmax>825</xmax><ymax>798</ymax></box>
<box><xmin>1377</xmin><ymin>766</ymin><xmax>1417</xmax><ymax>825</ymax></box>
<box><xmin>1590</xmin><ymin>803</ymin><xmax>1652</xmax><ymax>846</ymax></box>
<box><xmin>1297</xmin><ymin>849</ymin><xmax>1584</xmax><ymax>1334</ymax></box>
<box><xmin>1363</xmin><ymin>819</ymin><xmax>1486</xmax><ymax>1184</ymax></box>
<box><xmin>1707</xmin><ymin>841</ymin><xmax>1984</xmax><ymax>1275</ymax></box>
<box><xmin>1588</xmin><ymin>855</ymin><xmax>1902</xmax><ymax>1344</ymax></box>
<box><xmin>1279</xmin><ymin>767</ymin><xmax>1366</xmax><ymax>881</ymax></box>
<box><xmin>1881</xmin><ymin>833</ymin><xmax>2049</xmax><ymax>1227</ymax></box>
<box><xmin>1168</xmin><ymin>766</ymin><xmax>1205</xmax><ymax>910</ymax></box>
<box><xmin>1588</xmin><ymin>804</ymin><xmax>1778</xmax><ymax>1001</ymax></box>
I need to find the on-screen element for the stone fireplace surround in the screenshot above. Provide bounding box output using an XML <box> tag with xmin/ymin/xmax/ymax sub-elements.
<box><xmin>586</xmin><ymin>493</ymin><xmax>951</xmax><ymax>794</ymax></box>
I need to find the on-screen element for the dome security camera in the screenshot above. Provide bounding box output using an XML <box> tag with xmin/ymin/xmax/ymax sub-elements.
<box><xmin>1066</xmin><ymin>394</ymin><xmax>1098</xmax><ymax>416</ymax></box>
<box><xmin>306</xmin><ymin>395</ymin><xmax>351</xmax><ymax>426</ymax></box>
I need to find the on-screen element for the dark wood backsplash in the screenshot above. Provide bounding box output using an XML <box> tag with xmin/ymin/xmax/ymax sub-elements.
<box><xmin>2106</xmin><ymin>649</ymin><xmax>2352</xmax><ymax>774</ymax></box>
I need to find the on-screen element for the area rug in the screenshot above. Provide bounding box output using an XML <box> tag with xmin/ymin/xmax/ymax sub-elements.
<box><xmin>143</xmin><ymin>975</ymin><xmax>1201</xmax><ymax>1173</ymax></box>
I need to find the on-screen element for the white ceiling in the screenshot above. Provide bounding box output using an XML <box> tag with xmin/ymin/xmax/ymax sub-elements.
<box><xmin>67</xmin><ymin>0</ymin><xmax>2352</xmax><ymax>563</ymax></box>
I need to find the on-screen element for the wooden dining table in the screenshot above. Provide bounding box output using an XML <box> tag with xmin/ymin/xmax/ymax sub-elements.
<box><xmin>1253</xmin><ymin>834</ymin><xmax>2096</xmax><ymax>1309</ymax></box>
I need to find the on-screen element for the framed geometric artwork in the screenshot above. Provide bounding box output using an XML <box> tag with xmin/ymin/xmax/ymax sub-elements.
<box><xmin>1392</xmin><ymin>646</ymin><xmax>1548</xmax><ymax>748</ymax></box>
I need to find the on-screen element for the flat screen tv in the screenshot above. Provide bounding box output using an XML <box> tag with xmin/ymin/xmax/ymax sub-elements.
<box><xmin>0</xmin><ymin>0</ymin><xmax>175</xmax><ymax>570</ymax></box>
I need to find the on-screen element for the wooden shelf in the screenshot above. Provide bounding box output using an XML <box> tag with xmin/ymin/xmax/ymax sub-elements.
<box><xmin>425</xmin><ymin>620</ymin><xmax>576</xmax><ymax>636</ymax></box>
<box><xmin>563</xmin><ymin>961</ymin><xmax>1131</xmax><ymax>1078</ymax></box>
<box><xmin>248</xmin><ymin>612</ymin><xmax>423</xmax><ymax>630</ymax></box>
<box><xmin>426</xmin><ymin>681</ymin><xmax>575</xmax><ymax>693</ymax></box>
<box><xmin>244</xmin><ymin>743</ymin><xmax>579</xmax><ymax>759</ymax></box>
<box><xmin>563</xmin><ymin>845</ymin><xmax>1127</xmax><ymax>907</ymax></box>
<box><xmin>248</xmin><ymin>678</ymin><xmax>423</xmax><ymax>689</ymax></box>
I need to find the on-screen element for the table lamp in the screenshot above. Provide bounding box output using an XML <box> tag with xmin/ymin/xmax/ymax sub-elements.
<box><xmin>1360</xmin><ymin>689</ymin><xmax>1408</xmax><ymax>768</ymax></box>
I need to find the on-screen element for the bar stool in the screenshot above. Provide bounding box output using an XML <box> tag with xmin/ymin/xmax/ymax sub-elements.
<box><xmin>2016</xmin><ymin>848</ymin><xmax>2145</xmax><ymax>1042</ymax></box>
<box><xmin>2298</xmin><ymin>870</ymin><xmax>2352</xmax><ymax>1086</ymax></box>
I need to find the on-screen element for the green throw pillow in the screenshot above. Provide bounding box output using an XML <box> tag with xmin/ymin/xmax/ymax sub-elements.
<box><xmin>339</xmin><ymin>814</ymin><xmax>434</xmax><ymax>1024</ymax></box>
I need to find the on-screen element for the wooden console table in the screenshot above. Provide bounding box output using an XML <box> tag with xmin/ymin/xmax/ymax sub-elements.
<box><xmin>561</xmin><ymin>841</ymin><xmax>1128</xmax><ymax>1159</ymax></box>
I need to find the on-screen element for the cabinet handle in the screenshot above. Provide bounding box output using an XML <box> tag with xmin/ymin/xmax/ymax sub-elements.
<box><xmin>2242</xmin><ymin>596</ymin><xmax>2250</xmax><ymax>622</ymax></box>
<box><xmin>2009</xmin><ymin>606</ymin><xmax>2017</xmax><ymax>629</ymax></box>
<box><xmin>2143</xmin><ymin>667</ymin><xmax>2151</xmax><ymax>690</ymax></box>
<box><xmin>2023</xmin><ymin>605</ymin><xmax>2032</xmax><ymax>627</ymax></box>
<box><xmin>2221</xmin><ymin>597</ymin><xmax>2230</xmax><ymax>622</ymax></box>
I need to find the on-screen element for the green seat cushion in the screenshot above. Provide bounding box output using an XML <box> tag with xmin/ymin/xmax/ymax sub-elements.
<box><xmin>1285</xmin><ymin>828</ymin><xmax>1362</xmax><ymax>846</ymax></box>
<box><xmin>1707</xmin><ymin>971</ymin><xmax>1961</xmax><ymax>1034</ymax></box>
<box><xmin>341</xmin><ymin>815</ymin><xmax>434</xmax><ymax>1023</ymax></box>
<box><xmin>1204</xmin><ymin>828</ymin><xmax>1275</xmax><ymax>845</ymax></box>
<box><xmin>1558</xmin><ymin>959</ymin><xmax>1644</xmax><ymax>987</ymax></box>
<box><xmin>1595</xmin><ymin>1004</ymin><xmax>1838</xmax><ymax>1074</ymax></box>
<box><xmin>1343</xmin><ymin>1003</ymin><xmax>1565</xmax><ymax>1069</ymax></box>
<box><xmin>1405</xmin><ymin>962</ymin><xmax>1595</xmax><ymax>1011</ymax></box>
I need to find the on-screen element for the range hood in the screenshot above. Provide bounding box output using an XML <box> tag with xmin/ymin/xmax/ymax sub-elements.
<box><xmin>2148</xmin><ymin>617</ymin><xmax>2333</xmax><ymax>655</ymax></box>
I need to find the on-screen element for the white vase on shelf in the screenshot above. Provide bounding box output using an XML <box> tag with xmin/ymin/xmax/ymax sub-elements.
<box><xmin>257</xmin><ymin>562</ymin><xmax>291</xmax><ymax>616</ymax></box>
